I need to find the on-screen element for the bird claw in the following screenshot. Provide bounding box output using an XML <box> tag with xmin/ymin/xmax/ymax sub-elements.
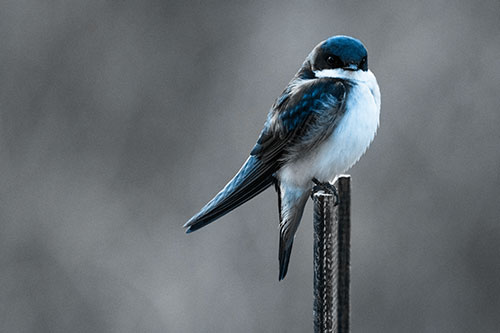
<box><xmin>311</xmin><ymin>178</ymin><xmax>339</xmax><ymax>206</ymax></box>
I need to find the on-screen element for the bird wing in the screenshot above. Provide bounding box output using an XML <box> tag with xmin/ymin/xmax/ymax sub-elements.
<box><xmin>184</xmin><ymin>154</ymin><xmax>277</xmax><ymax>232</ymax></box>
<box><xmin>259</xmin><ymin>78</ymin><xmax>347</xmax><ymax>280</ymax></box>
<box><xmin>184</xmin><ymin>78</ymin><xmax>347</xmax><ymax>234</ymax></box>
<box><xmin>251</xmin><ymin>78</ymin><xmax>347</xmax><ymax>163</ymax></box>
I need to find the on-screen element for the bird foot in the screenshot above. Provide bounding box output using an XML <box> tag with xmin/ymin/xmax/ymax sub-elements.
<box><xmin>311</xmin><ymin>178</ymin><xmax>339</xmax><ymax>206</ymax></box>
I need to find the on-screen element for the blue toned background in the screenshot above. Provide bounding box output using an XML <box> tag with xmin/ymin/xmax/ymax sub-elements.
<box><xmin>1</xmin><ymin>1</ymin><xmax>499</xmax><ymax>332</ymax></box>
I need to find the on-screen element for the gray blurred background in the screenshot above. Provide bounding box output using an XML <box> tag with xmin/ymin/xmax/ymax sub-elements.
<box><xmin>1</xmin><ymin>0</ymin><xmax>499</xmax><ymax>332</ymax></box>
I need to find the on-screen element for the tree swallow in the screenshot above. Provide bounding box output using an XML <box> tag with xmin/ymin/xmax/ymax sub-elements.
<box><xmin>184</xmin><ymin>35</ymin><xmax>381</xmax><ymax>280</ymax></box>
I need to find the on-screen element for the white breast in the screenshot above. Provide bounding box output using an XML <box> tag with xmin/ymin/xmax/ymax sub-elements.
<box><xmin>278</xmin><ymin>69</ymin><xmax>381</xmax><ymax>186</ymax></box>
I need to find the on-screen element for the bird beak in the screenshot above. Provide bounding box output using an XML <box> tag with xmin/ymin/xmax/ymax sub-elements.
<box><xmin>343</xmin><ymin>63</ymin><xmax>358</xmax><ymax>71</ymax></box>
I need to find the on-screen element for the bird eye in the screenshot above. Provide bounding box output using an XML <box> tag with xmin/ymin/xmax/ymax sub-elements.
<box><xmin>326</xmin><ymin>55</ymin><xmax>341</xmax><ymax>68</ymax></box>
<box><xmin>360</xmin><ymin>57</ymin><xmax>367</xmax><ymax>68</ymax></box>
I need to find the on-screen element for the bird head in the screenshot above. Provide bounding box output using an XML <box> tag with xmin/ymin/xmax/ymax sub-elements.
<box><xmin>311</xmin><ymin>35</ymin><xmax>368</xmax><ymax>73</ymax></box>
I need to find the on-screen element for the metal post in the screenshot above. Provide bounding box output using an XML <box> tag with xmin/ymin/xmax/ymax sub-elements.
<box><xmin>313</xmin><ymin>175</ymin><xmax>351</xmax><ymax>333</ymax></box>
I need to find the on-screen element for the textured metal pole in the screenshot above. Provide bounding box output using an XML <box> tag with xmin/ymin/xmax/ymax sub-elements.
<box><xmin>313</xmin><ymin>175</ymin><xmax>351</xmax><ymax>333</ymax></box>
<box><xmin>313</xmin><ymin>189</ymin><xmax>336</xmax><ymax>333</ymax></box>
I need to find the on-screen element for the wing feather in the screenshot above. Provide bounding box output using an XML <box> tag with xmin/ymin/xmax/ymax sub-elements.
<box><xmin>185</xmin><ymin>78</ymin><xmax>347</xmax><ymax>233</ymax></box>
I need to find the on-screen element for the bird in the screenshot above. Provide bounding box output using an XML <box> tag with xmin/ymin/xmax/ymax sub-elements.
<box><xmin>184</xmin><ymin>35</ymin><xmax>381</xmax><ymax>280</ymax></box>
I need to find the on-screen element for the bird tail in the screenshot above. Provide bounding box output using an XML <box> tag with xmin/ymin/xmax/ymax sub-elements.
<box><xmin>184</xmin><ymin>155</ymin><xmax>275</xmax><ymax>233</ymax></box>
<box><xmin>277</xmin><ymin>182</ymin><xmax>309</xmax><ymax>280</ymax></box>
